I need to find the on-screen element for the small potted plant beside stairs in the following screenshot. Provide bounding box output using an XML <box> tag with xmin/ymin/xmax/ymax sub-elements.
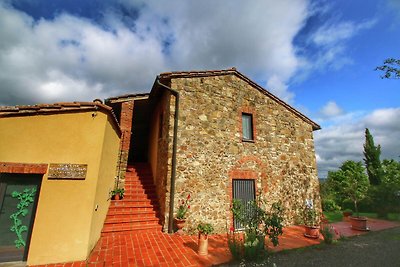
<box><xmin>174</xmin><ymin>194</ymin><xmax>191</xmax><ymax>234</ymax></box>
<box><xmin>197</xmin><ymin>222</ymin><xmax>214</xmax><ymax>256</ymax></box>
<box><xmin>111</xmin><ymin>188</ymin><xmax>125</xmax><ymax>200</ymax></box>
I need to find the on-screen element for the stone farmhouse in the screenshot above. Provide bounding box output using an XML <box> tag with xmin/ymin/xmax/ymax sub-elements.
<box><xmin>106</xmin><ymin>68</ymin><xmax>321</xmax><ymax>233</ymax></box>
<box><xmin>0</xmin><ymin>68</ymin><xmax>320</xmax><ymax>265</ymax></box>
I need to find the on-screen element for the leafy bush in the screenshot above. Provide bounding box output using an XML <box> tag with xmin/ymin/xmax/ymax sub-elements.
<box><xmin>320</xmin><ymin>225</ymin><xmax>336</xmax><ymax>244</ymax></box>
<box><xmin>373</xmin><ymin>160</ymin><xmax>400</xmax><ymax>217</ymax></box>
<box><xmin>322</xmin><ymin>198</ymin><xmax>341</xmax><ymax>212</ymax></box>
<box><xmin>176</xmin><ymin>194</ymin><xmax>191</xmax><ymax>219</ymax></box>
<box><xmin>227</xmin><ymin>230</ymin><xmax>243</xmax><ymax>261</ymax></box>
<box><xmin>197</xmin><ymin>222</ymin><xmax>213</xmax><ymax>235</ymax></box>
<box><xmin>243</xmin><ymin>231</ymin><xmax>266</xmax><ymax>260</ymax></box>
<box><xmin>111</xmin><ymin>188</ymin><xmax>125</xmax><ymax>199</ymax></box>
<box><xmin>229</xmin><ymin>197</ymin><xmax>284</xmax><ymax>262</ymax></box>
<box><xmin>303</xmin><ymin>200</ymin><xmax>320</xmax><ymax>226</ymax></box>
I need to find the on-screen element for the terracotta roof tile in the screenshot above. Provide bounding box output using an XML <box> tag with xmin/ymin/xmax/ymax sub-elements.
<box><xmin>105</xmin><ymin>93</ymin><xmax>150</xmax><ymax>104</ymax></box>
<box><xmin>0</xmin><ymin>101</ymin><xmax>121</xmax><ymax>135</ymax></box>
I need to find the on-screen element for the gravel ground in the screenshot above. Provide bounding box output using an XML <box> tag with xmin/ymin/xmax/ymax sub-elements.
<box><xmin>220</xmin><ymin>227</ymin><xmax>400</xmax><ymax>267</ymax></box>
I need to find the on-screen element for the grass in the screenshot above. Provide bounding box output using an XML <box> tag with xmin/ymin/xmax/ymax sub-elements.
<box><xmin>356</xmin><ymin>212</ymin><xmax>400</xmax><ymax>221</ymax></box>
<box><xmin>323</xmin><ymin>211</ymin><xmax>400</xmax><ymax>222</ymax></box>
<box><xmin>323</xmin><ymin>211</ymin><xmax>343</xmax><ymax>223</ymax></box>
<box><xmin>387</xmin><ymin>213</ymin><xmax>400</xmax><ymax>221</ymax></box>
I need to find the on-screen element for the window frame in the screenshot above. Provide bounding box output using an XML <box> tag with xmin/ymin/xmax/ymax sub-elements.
<box><xmin>241</xmin><ymin>112</ymin><xmax>254</xmax><ymax>142</ymax></box>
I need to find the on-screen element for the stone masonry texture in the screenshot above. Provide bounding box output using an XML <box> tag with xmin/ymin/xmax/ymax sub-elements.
<box><xmin>165</xmin><ymin>74</ymin><xmax>321</xmax><ymax>234</ymax></box>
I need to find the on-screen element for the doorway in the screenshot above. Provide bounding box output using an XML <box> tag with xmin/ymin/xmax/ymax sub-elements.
<box><xmin>232</xmin><ymin>179</ymin><xmax>255</xmax><ymax>230</ymax></box>
<box><xmin>129</xmin><ymin>98</ymin><xmax>151</xmax><ymax>163</ymax></box>
<box><xmin>0</xmin><ymin>173</ymin><xmax>42</xmax><ymax>262</ymax></box>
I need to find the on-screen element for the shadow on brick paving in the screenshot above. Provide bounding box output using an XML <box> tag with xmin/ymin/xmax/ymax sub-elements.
<box><xmin>218</xmin><ymin>227</ymin><xmax>400</xmax><ymax>267</ymax></box>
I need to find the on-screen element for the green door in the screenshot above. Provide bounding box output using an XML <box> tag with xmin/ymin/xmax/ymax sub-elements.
<box><xmin>0</xmin><ymin>173</ymin><xmax>41</xmax><ymax>263</ymax></box>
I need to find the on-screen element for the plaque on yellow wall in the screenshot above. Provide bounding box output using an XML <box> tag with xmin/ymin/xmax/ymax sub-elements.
<box><xmin>48</xmin><ymin>163</ymin><xmax>87</xmax><ymax>180</ymax></box>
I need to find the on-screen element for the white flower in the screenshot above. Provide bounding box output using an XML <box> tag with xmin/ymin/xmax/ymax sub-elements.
<box><xmin>305</xmin><ymin>199</ymin><xmax>314</xmax><ymax>209</ymax></box>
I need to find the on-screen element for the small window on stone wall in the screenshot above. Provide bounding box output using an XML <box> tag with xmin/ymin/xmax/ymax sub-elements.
<box><xmin>242</xmin><ymin>113</ymin><xmax>254</xmax><ymax>141</ymax></box>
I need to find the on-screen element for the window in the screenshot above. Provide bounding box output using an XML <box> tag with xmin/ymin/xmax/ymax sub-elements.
<box><xmin>232</xmin><ymin>179</ymin><xmax>255</xmax><ymax>230</ymax></box>
<box><xmin>242</xmin><ymin>113</ymin><xmax>253</xmax><ymax>141</ymax></box>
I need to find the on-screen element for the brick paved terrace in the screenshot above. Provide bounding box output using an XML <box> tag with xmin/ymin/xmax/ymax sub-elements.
<box><xmin>29</xmin><ymin>218</ymin><xmax>399</xmax><ymax>267</ymax></box>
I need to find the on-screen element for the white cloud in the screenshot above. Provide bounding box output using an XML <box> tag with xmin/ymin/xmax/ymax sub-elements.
<box><xmin>320</xmin><ymin>101</ymin><xmax>344</xmax><ymax>118</ymax></box>
<box><xmin>0</xmin><ymin>1</ymin><xmax>381</xmax><ymax>106</ymax></box>
<box><xmin>121</xmin><ymin>0</ymin><xmax>309</xmax><ymax>102</ymax></box>
<box><xmin>387</xmin><ymin>0</ymin><xmax>400</xmax><ymax>19</ymax></box>
<box><xmin>266</xmin><ymin>75</ymin><xmax>294</xmax><ymax>103</ymax></box>
<box><xmin>0</xmin><ymin>1</ymin><xmax>310</xmax><ymax>105</ymax></box>
<box><xmin>314</xmin><ymin>107</ymin><xmax>400</xmax><ymax>178</ymax></box>
<box><xmin>0</xmin><ymin>3</ymin><xmax>167</xmax><ymax>105</ymax></box>
<box><xmin>300</xmin><ymin>18</ymin><xmax>377</xmax><ymax>75</ymax></box>
<box><xmin>311</xmin><ymin>20</ymin><xmax>376</xmax><ymax>47</ymax></box>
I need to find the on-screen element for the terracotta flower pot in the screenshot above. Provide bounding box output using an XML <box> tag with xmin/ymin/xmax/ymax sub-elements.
<box><xmin>113</xmin><ymin>194</ymin><xmax>120</xmax><ymax>200</ymax></box>
<box><xmin>175</xmin><ymin>218</ymin><xmax>186</xmax><ymax>234</ymax></box>
<box><xmin>342</xmin><ymin>211</ymin><xmax>352</xmax><ymax>221</ymax></box>
<box><xmin>343</xmin><ymin>211</ymin><xmax>352</xmax><ymax>217</ymax></box>
<box><xmin>304</xmin><ymin>225</ymin><xmax>320</xmax><ymax>239</ymax></box>
<box><xmin>350</xmin><ymin>216</ymin><xmax>369</xmax><ymax>231</ymax></box>
<box><xmin>198</xmin><ymin>232</ymin><xmax>209</xmax><ymax>256</ymax></box>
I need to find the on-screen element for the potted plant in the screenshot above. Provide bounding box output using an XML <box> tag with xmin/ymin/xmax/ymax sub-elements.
<box><xmin>174</xmin><ymin>194</ymin><xmax>190</xmax><ymax>234</ymax></box>
<box><xmin>303</xmin><ymin>199</ymin><xmax>320</xmax><ymax>239</ymax></box>
<box><xmin>341</xmin><ymin>161</ymin><xmax>370</xmax><ymax>231</ymax></box>
<box><xmin>197</xmin><ymin>222</ymin><xmax>214</xmax><ymax>256</ymax></box>
<box><xmin>111</xmin><ymin>188</ymin><xmax>125</xmax><ymax>200</ymax></box>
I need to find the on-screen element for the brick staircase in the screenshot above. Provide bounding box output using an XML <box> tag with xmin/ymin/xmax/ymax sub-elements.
<box><xmin>101</xmin><ymin>163</ymin><xmax>162</xmax><ymax>236</ymax></box>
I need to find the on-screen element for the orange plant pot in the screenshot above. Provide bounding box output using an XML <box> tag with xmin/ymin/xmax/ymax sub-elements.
<box><xmin>304</xmin><ymin>225</ymin><xmax>320</xmax><ymax>239</ymax></box>
<box><xmin>175</xmin><ymin>218</ymin><xmax>186</xmax><ymax>234</ymax></box>
<box><xmin>198</xmin><ymin>233</ymin><xmax>209</xmax><ymax>256</ymax></box>
<box><xmin>350</xmin><ymin>216</ymin><xmax>369</xmax><ymax>231</ymax></box>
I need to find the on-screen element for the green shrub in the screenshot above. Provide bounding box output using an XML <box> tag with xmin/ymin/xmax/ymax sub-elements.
<box><xmin>320</xmin><ymin>225</ymin><xmax>335</xmax><ymax>244</ymax></box>
<box><xmin>229</xmin><ymin>197</ymin><xmax>284</xmax><ymax>262</ymax></box>
<box><xmin>322</xmin><ymin>198</ymin><xmax>341</xmax><ymax>212</ymax></box>
<box><xmin>227</xmin><ymin>231</ymin><xmax>243</xmax><ymax>261</ymax></box>
<box><xmin>111</xmin><ymin>188</ymin><xmax>125</xmax><ymax>198</ymax></box>
<box><xmin>197</xmin><ymin>222</ymin><xmax>213</xmax><ymax>235</ymax></box>
<box><xmin>243</xmin><ymin>232</ymin><xmax>266</xmax><ymax>261</ymax></box>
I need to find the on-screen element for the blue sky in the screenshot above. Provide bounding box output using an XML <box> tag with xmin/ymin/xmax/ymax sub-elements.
<box><xmin>0</xmin><ymin>0</ymin><xmax>399</xmax><ymax>177</ymax></box>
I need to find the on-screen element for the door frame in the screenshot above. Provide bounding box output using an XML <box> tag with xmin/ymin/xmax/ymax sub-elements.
<box><xmin>0</xmin><ymin>162</ymin><xmax>47</xmax><ymax>262</ymax></box>
<box><xmin>0</xmin><ymin>173</ymin><xmax>43</xmax><ymax>262</ymax></box>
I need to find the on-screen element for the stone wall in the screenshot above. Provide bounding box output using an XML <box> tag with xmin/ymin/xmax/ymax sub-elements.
<box><xmin>167</xmin><ymin>74</ymin><xmax>320</xmax><ymax>234</ymax></box>
<box><xmin>151</xmin><ymin>91</ymin><xmax>172</xmax><ymax>232</ymax></box>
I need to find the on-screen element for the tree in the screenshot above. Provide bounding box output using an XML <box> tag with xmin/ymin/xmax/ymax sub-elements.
<box><xmin>363</xmin><ymin>128</ymin><xmax>383</xmax><ymax>185</ymax></box>
<box><xmin>324</xmin><ymin>169</ymin><xmax>347</xmax><ymax>208</ymax></box>
<box><xmin>375</xmin><ymin>159</ymin><xmax>400</xmax><ymax>216</ymax></box>
<box><xmin>340</xmin><ymin>161</ymin><xmax>370</xmax><ymax>217</ymax></box>
<box><xmin>376</xmin><ymin>58</ymin><xmax>400</xmax><ymax>79</ymax></box>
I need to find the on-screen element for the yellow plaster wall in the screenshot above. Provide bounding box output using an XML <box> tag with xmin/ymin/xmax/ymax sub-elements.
<box><xmin>0</xmin><ymin>111</ymin><xmax>120</xmax><ymax>265</ymax></box>
<box><xmin>88</xmin><ymin>116</ymin><xmax>121</xmax><ymax>250</ymax></box>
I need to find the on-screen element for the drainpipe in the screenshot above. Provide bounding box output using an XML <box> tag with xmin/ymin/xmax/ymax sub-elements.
<box><xmin>156</xmin><ymin>77</ymin><xmax>179</xmax><ymax>233</ymax></box>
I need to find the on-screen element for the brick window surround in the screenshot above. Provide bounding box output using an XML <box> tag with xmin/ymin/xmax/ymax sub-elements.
<box><xmin>0</xmin><ymin>162</ymin><xmax>48</xmax><ymax>174</ymax></box>
<box><xmin>227</xmin><ymin>156</ymin><xmax>268</xmax><ymax>230</ymax></box>
<box><xmin>239</xmin><ymin>106</ymin><xmax>256</xmax><ymax>142</ymax></box>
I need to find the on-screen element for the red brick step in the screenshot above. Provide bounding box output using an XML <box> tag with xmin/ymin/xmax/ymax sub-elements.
<box><xmin>101</xmin><ymin>163</ymin><xmax>162</xmax><ymax>237</ymax></box>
